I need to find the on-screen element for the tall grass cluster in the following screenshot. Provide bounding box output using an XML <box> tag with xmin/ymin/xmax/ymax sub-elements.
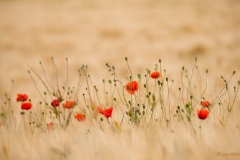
<box><xmin>0</xmin><ymin>57</ymin><xmax>240</xmax><ymax>160</ymax></box>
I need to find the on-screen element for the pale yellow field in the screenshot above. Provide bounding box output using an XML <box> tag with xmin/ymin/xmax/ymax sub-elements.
<box><xmin>0</xmin><ymin>0</ymin><xmax>240</xmax><ymax>160</ymax></box>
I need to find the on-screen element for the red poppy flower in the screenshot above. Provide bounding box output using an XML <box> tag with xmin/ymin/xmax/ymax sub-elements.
<box><xmin>47</xmin><ymin>122</ymin><xmax>54</xmax><ymax>131</ymax></box>
<box><xmin>74</xmin><ymin>113</ymin><xmax>85</xmax><ymax>121</ymax></box>
<box><xmin>126</xmin><ymin>81</ymin><xmax>138</xmax><ymax>95</ymax></box>
<box><xmin>21</xmin><ymin>102</ymin><xmax>32</xmax><ymax>110</ymax></box>
<box><xmin>200</xmin><ymin>100</ymin><xmax>210</xmax><ymax>108</ymax></box>
<box><xmin>51</xmin><ymin>99</ymin><xmax>59</xmax><ymax>107</ymax></box>
<box><xmin>198</xmin><ymin>109</ymin><xmax>209</xmax><ymax>120</ymax></box>
<box><xmin>16</xmin><ymin>94</ymin><xmax>28</xmax><ymax>102</ymax></box>
<box><xmin>97</xmin><ymin>107</ymin><xmax>113</xmax><ymax>118</ymax></box>
<box><xmin>64</xmin><ymin>100</ymin><xmax>74</xmax><ymax>109</ymax></box>
<box><xmin>150</xmin><ymin>71</ymin><xmax>161</xmax><ymax>79</ymax></box>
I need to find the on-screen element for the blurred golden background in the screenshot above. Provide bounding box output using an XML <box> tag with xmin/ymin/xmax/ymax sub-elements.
<box><xmin>0</xmin><ymin>0</ymin><xmax>240</xmax><ymax>97</ymax></box>
<box><xmin>0</xmin><ymin>1</ymin><xmax>240</xmax><ymax>160</ymax></box>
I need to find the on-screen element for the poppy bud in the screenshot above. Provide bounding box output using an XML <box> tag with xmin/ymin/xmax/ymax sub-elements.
<box><xmin>51</xmin><ymin>99</ymin><xmax>59</xmax><ymax>107</ymax></box>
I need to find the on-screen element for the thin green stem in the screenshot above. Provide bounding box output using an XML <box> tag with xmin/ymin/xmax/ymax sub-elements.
<box><xmin>187</xmin><ymin>59</ymin><xmax>197</xmax><ymax>103</ymax></box>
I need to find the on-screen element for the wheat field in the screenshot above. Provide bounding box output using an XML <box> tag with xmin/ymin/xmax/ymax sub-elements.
<box><xmin>0</xmin><ymin>0</ymin><xmax>240</xmax><ymax>160</ymax></box>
